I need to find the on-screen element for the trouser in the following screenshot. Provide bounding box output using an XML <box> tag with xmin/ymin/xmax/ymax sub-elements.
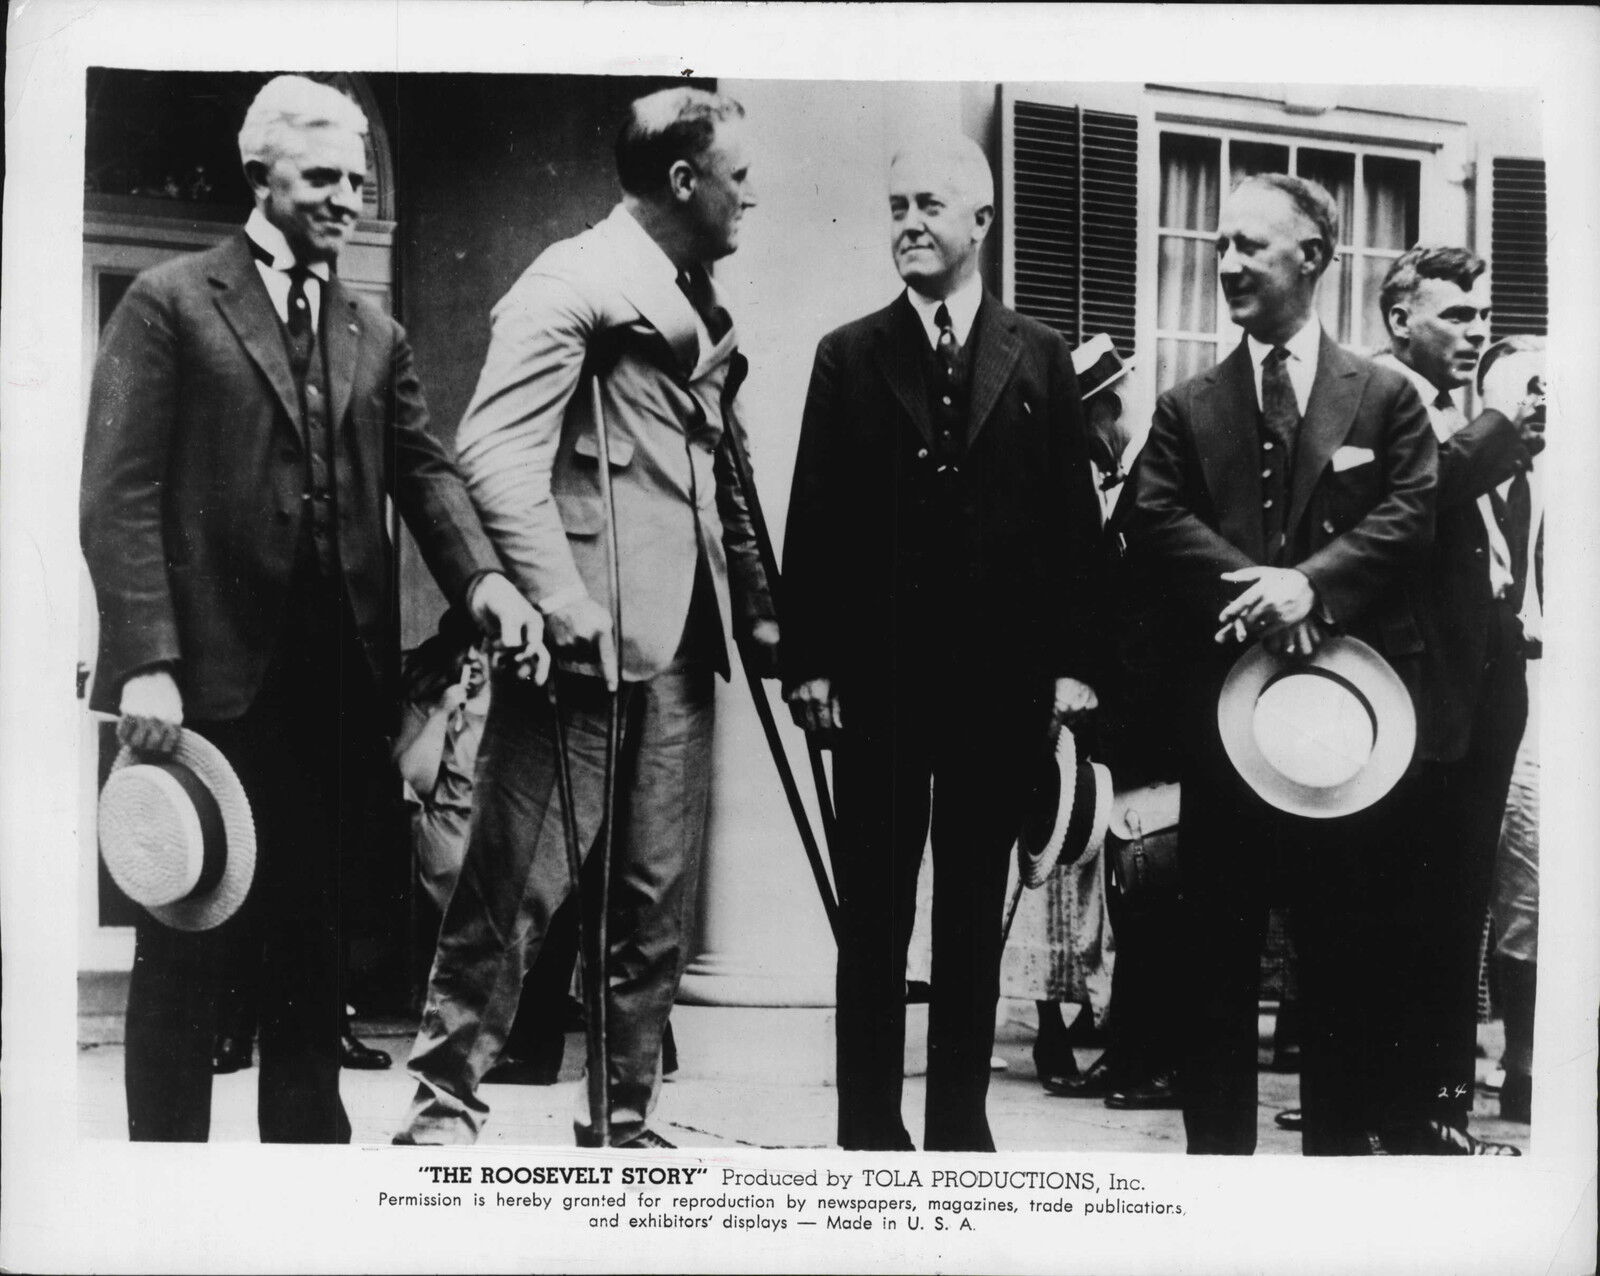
<box><xmin>124</xmin><ymin>571</ymin><xmax>374</xmax><ymax>1143</ymax></box>
<box><xmin>831</xmin><ymin>672</ymin><xmax>1048</xmax><ymax>1152</ymax></box>
<box><xmin>397</xmin><ymin>662</ymin><xmax>714</xmax><ymax>1145</ymax></box>
<box><xmin>1176</xmin><ymin>711</ymin><xmax>1394</xmax><ymax>1156</ymax></box>
<box><xmin>1104</xmin><ymin>870</ymin><xmax>1183</xmax><ymax>1082</ymax></box>
<box><xmin>1374</xmin><ymin>603</ymin><xmax>1527</xmax><ymax>1131</ymax></box>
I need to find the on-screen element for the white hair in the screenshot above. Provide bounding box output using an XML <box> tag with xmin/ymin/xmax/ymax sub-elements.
<box><xmin>237</xmin><ymin>75</ymin><xmax>368</xmax><ymax>169</ymax></box>
<box><xmin>889</xmin><ymin>134</ymin><xmax>995</xmax><ymax>209</ymax></box>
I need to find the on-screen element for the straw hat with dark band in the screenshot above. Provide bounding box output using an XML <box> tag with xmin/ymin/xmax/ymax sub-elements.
<box><xmin>99</xmin><ymin>729</ymin><xmax>256</xmax><ymax>931</ymax></box>
<box><xmin>1218</xmin><ymin>635</ymin><xmax>1416</xmax><ymax>820</ymax></box>
<box><xmin>1016</xmin><ymin>725</ymin><xmax>1114</xmax><ymax>888</ymax></box>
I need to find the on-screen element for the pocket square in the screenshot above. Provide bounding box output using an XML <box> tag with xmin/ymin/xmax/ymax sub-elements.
<box><xmin>1332</xmin><ymin>446</ymin><xmax>1375</xmax><ymax>472</ymax></box>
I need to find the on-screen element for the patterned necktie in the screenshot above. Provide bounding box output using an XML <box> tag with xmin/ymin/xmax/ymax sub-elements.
<box><xmin>934</xmin><ymin>303</ymin><xmax>961</xmax><ymax>384</ymax></box>
<box><xmin>677</xmin><ymin>265</ymin><xmax>731</xmax><ymax>343</ymax></box>
<box><xmin>1261</xmin><ymin>346</ymin><xmax>1300</xmax><ymax>464</ymax></box>
<box><xmin>285</xmin><ymin>262</ymin><xmax>315</xmax><ymax>377</ymax></box>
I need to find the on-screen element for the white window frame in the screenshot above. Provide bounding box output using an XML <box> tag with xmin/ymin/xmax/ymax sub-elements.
<box><xmin>1152</xmin><ymin>124</ymin><xmax>1434</xmax><ymax>377</ymax></box>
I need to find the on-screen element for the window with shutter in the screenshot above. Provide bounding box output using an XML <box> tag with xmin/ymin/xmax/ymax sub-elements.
<box><xmin>1490</xmin><ymin>158</ymin><xmax>1547</xmax><ymax>340</ymax></box>
<box><xmin>1153</xmin><ymin>128</ymin><xmax>1421</xmax><ymax>390</ymax></box>
<box><xmin>1004</xmin><ymin>99</ymin><xmax>1138</xmax><ymax>360</ymax></box>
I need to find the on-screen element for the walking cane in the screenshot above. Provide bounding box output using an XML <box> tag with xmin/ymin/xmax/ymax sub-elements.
<box><xmin>547</xmin><ymin>668</ymin><xmax>607</xmax><ymax>1146</ymax></box>
<box><xmin>719</xmin><ymin>412</ymin><xmax>841</xmax><ymax>939</ymax></box>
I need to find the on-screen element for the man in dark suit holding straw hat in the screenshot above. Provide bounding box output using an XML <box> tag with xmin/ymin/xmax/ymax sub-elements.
<box><xmin>1129</xmin><ymin>173</ymin><xmax>1438</xmax><ymax>1155</ymax></box>
<box><xmin>81</xmin><ymin>74</ymin><xmax>545</xmax><ymax>1143</ymax></box>
<box><xmin>783</xmin><ymin>133</ymin><xmax>1103</xmax><ymax>1152</ymax></box>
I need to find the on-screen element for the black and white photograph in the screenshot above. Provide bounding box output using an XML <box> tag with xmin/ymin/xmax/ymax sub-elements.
<box><xmin>3</xmin><ymin>3</ymin><xmax>1597</xmax><ymax>1273</ymax></box>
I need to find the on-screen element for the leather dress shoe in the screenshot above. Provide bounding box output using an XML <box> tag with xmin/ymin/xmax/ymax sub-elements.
<box><xmin>1383</xmin><ymin>1119</ymin><xmax>1521</xmax><ymax>1156</ymax></box>
<box><xmin>574</xmin><ymin>1122</ymin><xmax>676</xmax><ymax>1149</ymax></box>
<box><xmin>1104</xmin><ymin>1072</ymin><xmax>1180</xmax><ymax>1110</ymax></box>
<box><xmin>211</xmin><ymin>1035</ymin><xmax>253</xmax><ymax>1074</ymax></box>
<box><xmin>482</xmin><ymin>1056</ymin><xmax>562</xmax><ymax>1085</ymax></box>
<box><xmin>1274</xmin><ymin>1107</ymin><xmax>1304</xmax><ymax>1132</ymax></box>
<box><xmin>340</xmin><ymin>1029</ymin><xmax>393</xmax><ymax>1071</ymax></box>
<box><xmin>1044</xmin><ymin>1052</ymin><xmax>1116</xmax><ymax>1098</ymax></box>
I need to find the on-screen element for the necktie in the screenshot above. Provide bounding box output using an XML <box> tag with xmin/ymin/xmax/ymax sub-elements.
<box><xmin>934</xmin><ymin>303</ymin><xmax>960</xmax><ymax>384</ymax></box>
<box><xmin>1261</xmin><ymin>346</ymin><xmax>1300</xmax><ymax>464</ymax></box>
<box><xmin>677</xmin><ymin>265</ymin><xmax>731</xmax><ymax>344</ymax></box>
<box><xmin>1433</xmin><ymin>390</ymin><xmax>1466</xmax><ymax>438</ymax></box>
<box><xmin>285</xmin><ymin>263</ymin><xmax>314</xmax><ymax>376</ymax></box>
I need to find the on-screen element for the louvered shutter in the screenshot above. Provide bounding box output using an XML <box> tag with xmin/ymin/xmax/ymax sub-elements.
<box><xmin>1490</xmin><ymin>158</ymin><xmax>1547</xmax><ymax>340</ymax></box>
<box><xmin>1005</xmin><ymin>99</ymin><xmax>1138</xmax><ymax>360</ymax></box>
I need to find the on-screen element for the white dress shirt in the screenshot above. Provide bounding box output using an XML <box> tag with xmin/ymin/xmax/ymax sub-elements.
<box><xmin>243</xmin><ymin>208</ymin><xmax>330</xmax><ymax>331</ymax></box>
<box><xmin>1245</xmin><ymin>315</ymin><xmax>1321</xmax><ymax>416</ymax></box>
<box><xmin>906</xmin><ymin>272</ymin><xmax>983</xmax><ymax>349</ymax></box>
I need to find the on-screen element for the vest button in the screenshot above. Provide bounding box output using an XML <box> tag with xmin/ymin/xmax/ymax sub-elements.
<box><xmin>1262</xmin><ymin>468</ymin><xmax>1272</xmax><ymax>479</ymax></box>
<box><xmin>917</xmin><ymin>448</ymin><xmax>929</xmax><ymax>459</ymax></box>
<box><xmin>1321</xmin><ymin>519</ymin><xmax>1336</xmax><ymax>534</ymax></box>
<box><xmin>1263</xmin><ymin>498</ymin><xmax>1274</xmax><ymax>509</ymax></box>
<box><xmin>941</xmin><ymin>396</ymin><xmax>952</xmax><ymax>407</ymax></box>
<box><xmin>1263</xmin><ymin>440</ymin><xmax>1275</xmax><ymax>451</ymax></box>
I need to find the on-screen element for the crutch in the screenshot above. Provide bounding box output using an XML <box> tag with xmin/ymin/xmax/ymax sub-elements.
<box><xmin>549</xmin><ymin>373</ymin><xmax>628</xmax><ymax>1147</ymax></box>
<box><xmin>718</xmin><ymin>415</ymin><xmax>841</xmax><ymax>939</ymax></box>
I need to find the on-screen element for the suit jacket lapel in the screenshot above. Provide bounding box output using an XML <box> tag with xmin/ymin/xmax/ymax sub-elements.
<box><xmin>208</xmin><ymin>233</ymin><xmax>303</xmax><ymax>437</ymax></box>
<box><xmin>323</xmin><ymin>276</ymin><xmax>361</xmax><ymax>434</ymax></box>
<box><xmin>873</xmin><ymin>295</ymin><xmax>934</xmax><ymax>447</ymax></box>
<box><xmin>598</xmin><ymin>207</ymin><xmax>701</xmax><ymax>378</ymax></box>
<box><xmin>965</xmin><ymin>293</ymin><xmax>1021</xmax><ymax>449</ymax></box>
<box><xmin>1196</xmin><ymin>340</ymin><xmax>1266</xmax><ymax>561</ymax></box>
<box><xmin>1286</xmin><ymin>333</ymin><xmax>1366</xmax><ymax>535</ymax></box>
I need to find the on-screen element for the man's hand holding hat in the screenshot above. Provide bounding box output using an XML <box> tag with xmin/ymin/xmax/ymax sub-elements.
<box><xmin>118</xmin><ymin>669</ymin><xmax>184</xmax><ymax>757</ymax></box>
<box><xmin>1215</xmin><ymin>566</ymin><xmax>1321</xmax><ymax>655</ymax></box>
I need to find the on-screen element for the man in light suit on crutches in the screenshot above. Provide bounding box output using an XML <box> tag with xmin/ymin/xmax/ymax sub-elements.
<box><xmin>395</xmin><ymin>87</ymin><xmax>776</xmax><ymax>1148</ymax></box>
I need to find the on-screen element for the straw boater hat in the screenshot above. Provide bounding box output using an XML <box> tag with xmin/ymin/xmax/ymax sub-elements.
<box><xmin>1071</xmin><ymin>333</ymin><xmax>1133</xmax><ymax>402</ymax></box>
<box><xmin>1016</xmin><ymin>724</ymin><xmax>1114</xmax><ymax>888</ymax></box>
<box><xmin>98</xmin><ymin>730</ymin><xmax>256</xmax><ymax>931</ymax></box>
<box><xmin>1217</xmin><ymin>636</ymin><xmax>1416</xmax><ymax>820</ymax></box>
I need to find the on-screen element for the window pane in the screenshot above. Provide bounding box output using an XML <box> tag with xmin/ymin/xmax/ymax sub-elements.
<box><xmin>1297</xmin><ymin>148</ymin><xmax>1355</xmax><ymax>248</ymax></box>
<box><xmin>1314</xmin><ymin>254</ymin><xmax>1353</xmax><ymax>344</ymax></box>
<box><xmin>1156</xmin><ymin>337</ymin><xmax>1219</xmax><ymax>393</ymax></box>
<box><xmin>1158</xmin><ymin>236</ymin><xmax>1218</xmax><ymax>333</ymax></box>
<box><xmin>1160</xmin><ymin>133</ymin><xmax>1220</xmax><ymax>231</ymax></box>
<box><xmin>1363</xmin><ymin>155</ymin><xmax>1420</xmax><ymax>250</ymax></box>
<box><xmin>1359</xmin><ymin>255</ymin><xmax>1396</xmax><ymax>353</ymax></box>
<box><xmin>1229</xmin><ymin>140</ymin><xmax>1289</xmax><ymax>187</ymax></box>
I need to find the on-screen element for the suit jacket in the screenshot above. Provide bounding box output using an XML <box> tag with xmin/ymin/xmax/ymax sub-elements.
<box><xmin>1371</xmin><ymin>353</ymin><xmax>1534</xmax><ymax>762</ymax></box>
<box><xmin>1091</xmin><ymin>451</ymin><xmax>1183</xmax><ymax>787</ymax></box>
<box><xmin>453</xmin><ymin>204</ymin><xmax>772</xmax><ymax>682</ymax></box>
<box><xmin>81</xmin><ymin>232</ymin><xmax>500</xmax><ymax>721</ymax></box>
<box><xmin>781</xmin><ymin>289</ymin><xmax>1101</xmax><ymax>693</ymax></box>
<box><xmin>1129</xmin><ymin>334</ymin><xmax>1438</xmax><ymax>722</ymax></box>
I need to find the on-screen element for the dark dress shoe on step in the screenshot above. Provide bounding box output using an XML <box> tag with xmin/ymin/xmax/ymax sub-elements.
<box><xmin>211</xmin><ymin>1035</ymin><xmax>253</xmax><ymax>1074</ymax></box>
<box><xmin>1044</xmin><ymin>1052</ymin><xmax>1116</xmax><ymax>1098</ymax></box>
<box><xmin>574</xmin><ymin>1122</ymin><xmax>676</xmax><ymax>1149</ymax></box>
<box><xmin>1383</xmin><ymin>1119</ymin><xmax>1521</xmax><ymax>1156</ymax></box>
<box><xmin>1104</xmin><ymin>1072</ymin><xmax>1180</xmax><ymax>1110</ymax></box>
<box><xmin>1274</xmin><ymin>1107</ymin><xmax>1304</xmax><ymax>1131</ymax></box>
<box><xmin>340</xmin><ymin>1030</ymin><xmax>393</xmax><ymax>1070</ymax></box>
